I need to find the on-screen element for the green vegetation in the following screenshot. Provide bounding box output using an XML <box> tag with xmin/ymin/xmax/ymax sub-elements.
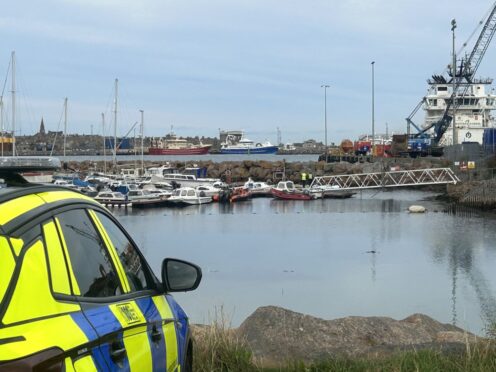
<box><xmin>192</xmin><ymin>312</ymin><xmax>255</xmax><ymax>372</ymax></box>
<box><xmin>192</xmin><ymin>321</ymin><xmax>496</xmax><ymax>372</ymax></box>
<box><xmin>279</xmin><ymin>345</ymin><xmax>496</xmax><ymax>371</ymax></box>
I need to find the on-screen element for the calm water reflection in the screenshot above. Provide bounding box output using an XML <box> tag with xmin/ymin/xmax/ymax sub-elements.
<box><xmin>111</xmin><ymin>190</ymin><xmax>496</xmax><ymax>334</ymax></box>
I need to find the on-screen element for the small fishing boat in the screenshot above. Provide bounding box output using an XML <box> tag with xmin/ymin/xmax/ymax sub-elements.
<box><xmin>166</xmin><ymin>187</ymin><xmax>213</xmax><ymax>206</ymax></box>
<box><xmin>213</xmin><ymin>187</ymin><xmax>251</xmax><ymax>203</ymax></box>
<box><xmin>271</xmin><ymin>181</ymin><xmax>313</xmax><ymax>200</ymax></box>
<box><xmin>244</xmin><ymin>178</ymin><xmax>272</xmax><ymax>197</ymax></box>
<box><xmin>230</xmin><ymin>187</ymin><xmax>251</xmax><ymax>202</ymax></box>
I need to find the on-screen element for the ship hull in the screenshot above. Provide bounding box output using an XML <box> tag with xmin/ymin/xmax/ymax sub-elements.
<box><xmin>148</xmin><ymin>145</ymin><xmax>211</xmax><ymax>155</ymax></box>
<box><xmin>219</xmin><ymin>146</ymin><xmax>278</xmax><ymax>154</ymax></box>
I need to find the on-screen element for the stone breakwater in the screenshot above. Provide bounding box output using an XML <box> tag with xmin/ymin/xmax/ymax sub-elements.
<box><xmin>447</xmin><ymin>179</ymin><xmax>496</xmax><ymax>210</ymax></box>
<box><xmin>69</xmin><ymin>157</ymin><xmax>450</xmax><ymax>184</ymax></box>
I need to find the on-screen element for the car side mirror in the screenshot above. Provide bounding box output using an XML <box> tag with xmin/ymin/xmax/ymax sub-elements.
<box><xmin>161</xmin><ymin>258</ymin><xmax>202</xmax><ymax>292</ymax></box>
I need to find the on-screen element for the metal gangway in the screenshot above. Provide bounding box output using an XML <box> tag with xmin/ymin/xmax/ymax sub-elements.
<box><xmin>309</xmin><ymin>168</ymin><xmax>460</xmax><ymax>191</ymax></box>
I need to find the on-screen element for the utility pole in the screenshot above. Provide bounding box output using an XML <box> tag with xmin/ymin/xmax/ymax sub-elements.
<box><xmin>113</xmin><ymin>78</ymin><xmax>118</xmax><ymax>171</ymax></box>
<box><xmin>11</xmin><ymin>51</ymin><xmax>16</xmax><ymax>157</ymax></box>
<box><xmin>140</xmin><ymin>109</ymin><xmax>144</xmax><ymax>175</ymax></box>
<box><xmin>451</xmin><ymin>19</ymin><xmax>457</xmax><ymax>146</ymax></box>
<box><xmin>371</xmin><ymin>61</ymin><xmax>375</xmax><ymax>157</ymax></box>
<box><xmin>321</xmin><ymin>84</ymin><xmax>330</xmax><ymax>162</ymax></box>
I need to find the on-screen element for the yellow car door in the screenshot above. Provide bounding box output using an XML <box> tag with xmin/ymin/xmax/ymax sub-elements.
<box><xmin>0</xmin><ymin>218</ymin><xmax>106</xmax><ymax>371</ymax></box>
<box><xmin>54</xmin><ymin>207</ymin><xmax>179</xmax><ymax>371</ymax></box>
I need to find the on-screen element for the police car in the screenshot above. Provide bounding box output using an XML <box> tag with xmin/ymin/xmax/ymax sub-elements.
<box><xmin>0</xmin><ymin>157</ymin><xmax>201</xmax><ymax>371</ymax></box>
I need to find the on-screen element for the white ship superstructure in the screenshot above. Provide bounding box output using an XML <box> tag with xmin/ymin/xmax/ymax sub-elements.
<box><xmin>423</xmin><ymin>76</ymin><xmax>496</xmax><ymax>145</ymax></box>
<box><xmin>403</xmin><ymin>4</ymin><xmax>496</xmax><ymax>151</ymax></box>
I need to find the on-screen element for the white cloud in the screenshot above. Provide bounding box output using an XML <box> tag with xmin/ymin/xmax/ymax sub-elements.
<box><xmin>0</xmin><ymin>17</ymin><xmax>140</xmax><ymax>47</ymax></box>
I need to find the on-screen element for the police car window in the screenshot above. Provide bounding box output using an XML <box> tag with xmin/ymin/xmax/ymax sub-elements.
<box><xmin>56</xmin><ymin>209</ymin><xmax>122</xmax><ymax>297</ymax></box>
<box><xmin>95</xmin><ymin>212</ymin><xmax>152</xmax><ymax>292</ymax></box>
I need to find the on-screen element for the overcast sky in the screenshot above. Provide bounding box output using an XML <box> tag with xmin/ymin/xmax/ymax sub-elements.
<box><xmin>1</xmin><ymin>0</ymin><xmax>496</xmax><ymax>143</ymax></box>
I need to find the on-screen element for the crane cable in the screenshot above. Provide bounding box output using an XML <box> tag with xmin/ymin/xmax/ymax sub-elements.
<box><xmin>456</xmin><ymin>1</ymin><xmax>496</xmax><ymax>58</ymax></box>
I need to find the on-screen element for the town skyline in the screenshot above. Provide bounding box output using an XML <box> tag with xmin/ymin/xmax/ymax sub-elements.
<box><xmin>1</xmin><ymin>0</ymin><xmax>496</xmax><ymax>144</ymax></box>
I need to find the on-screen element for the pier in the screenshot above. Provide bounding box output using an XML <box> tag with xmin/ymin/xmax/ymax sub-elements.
<box><xmin>310</xmin><ymin>168</ymin><xmax>460</xmax><ymax>191</ymax></box>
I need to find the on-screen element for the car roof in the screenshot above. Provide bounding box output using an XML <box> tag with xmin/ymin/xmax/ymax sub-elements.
<box><xmin>0</xmin><ymin>185</ymin><xmax>101</xmax><ymax>236</ymax></box>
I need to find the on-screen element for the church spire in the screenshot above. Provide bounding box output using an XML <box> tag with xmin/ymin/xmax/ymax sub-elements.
<box><xmin>39</xmin><ymin>117</ymin><xmax>45</xmax><ymax>135</ymax></box>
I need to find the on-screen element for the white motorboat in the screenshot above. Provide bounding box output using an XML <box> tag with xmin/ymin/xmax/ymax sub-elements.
<box><xmin>167</xmin><ymin>187</ymin><xmax>212</xmax><ymax>206</ymax></box>
<box><xmin>153</xmin><ymin>181</ymin><xmax>174</xmax><ymax>190</ymax></box>
<box><xmin>129</xmin><ymin>189</ymin><xmax>172</xmax><ymax>208</ymax></box>
<box><xmin>53</xmin><ymin>179</ymin><xmax>78</xmax><ymax>188</ymax></box>
<box><xmin>308</xmin><ymin>185</ymin><xmax>356</xmax><ymax>199</ymax></box>
<box><xmin>195</xmin><ymin>184</ymin><xmax>221</xmax><ymax>198</ymax></box>
<box><xmin>244</xmin><ymin>178</ymin><xmax>272</xmax><ymax>197</ymax></box>
<box><xmin>141</xmin><ymin>185</ymin><xmax>172</xmax><ymax>198</ymax></box>
<box><xmin>148</xmin><ymin>165</ymin><xmax>220</xmax><ymax>188</ymax></box>
<box><xmin>127</xmin><ymin>189</ymin><xmax>164</xmax><ymax>202</ymax></box>
<box><xmin>94</xmin><ymin>191</ymin><xmax>130</xmax><ymax>206</ymax></box>
<box><xmin>53</xmin><ymin>179</ymin><xmax>99</xmax><ymax>197</ymax></box>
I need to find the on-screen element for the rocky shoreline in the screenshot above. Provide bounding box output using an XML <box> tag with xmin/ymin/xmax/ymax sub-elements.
<box><xmin>446</xmin><ymin>179</ymin><xmax>496</xmax><ymax>210</ymax></box>
<box><xmin>65</xmin><ymin>157</ymin><xmax>496</xmax><ymax>209</ymax></box>
<box><xmin>68</xmin><ymin>157</ymin><xmax>451</xmax><ymax>184</ymax></box>
<box><xmin>192</xmin><ymin>306</ymin><xmax>480</xmax><ymax>367</ymax></box>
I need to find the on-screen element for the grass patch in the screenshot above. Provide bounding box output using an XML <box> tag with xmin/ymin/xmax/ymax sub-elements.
<box><xmin>192</xmin><ymin>310</ymin><xmax>258</xmax><ymax>372</ymax></box>
<box><xmin>194</xmin><ymin>333</ymin><xmax>496</xmax><ymax>372</ymax></box>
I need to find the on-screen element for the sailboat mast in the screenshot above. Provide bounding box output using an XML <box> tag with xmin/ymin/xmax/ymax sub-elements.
<box><xmin>113</xmin><ymin>78</ymin><xmax>118</xmax><ymax>170</ymax></box>
<box><xmin>102</xmin><ymin>113</ymin><xmax>107</xmax><ymax>174</ymax></box>
<box><xmin>133</xmin><ymin>128</ymin><xmax>137</xmax><ymax>171</ymax></box>
<box><xmin>11</xmin><ymin>51</ymin><xmax>15</xmax><ymax>157</ymax></box>
<box><xmin>63</xmin><ymin>97</ymin><xmax>68</xmax><ymax>158</ymax></box>
<box><xmin>140</xmin><ymin>109</ymin><xmax>144</xmax><ymax>174</ymax></box>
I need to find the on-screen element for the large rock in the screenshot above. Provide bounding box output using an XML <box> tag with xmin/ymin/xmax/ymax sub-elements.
<box><xmin>249</xmin><ymin>166</ymin><xmax>270</xmax><ymax>180</ymax></box>
<box><xmin>237</xmin><ymin>306</ymin><xmax>477</xmax><ymax>365</ymax></box>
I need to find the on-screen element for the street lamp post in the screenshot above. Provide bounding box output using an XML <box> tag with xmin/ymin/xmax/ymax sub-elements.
<box><xmin>451</xmin><ymin>19</ymin><xmax>457</xmax><ymax>146</ymax></box>
<box><xmin>371</xmin><ymin>61</ymin><xmax>375</xmax><ymax>157</ymax></box>
<box><xmin>321</xmin><ymin>84</ymin><xmax>330</xmax><ymax>162</ymax></box>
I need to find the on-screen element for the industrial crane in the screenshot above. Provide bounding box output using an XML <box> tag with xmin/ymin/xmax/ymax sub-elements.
<box><xmin>405</xmin><ymin>3</ymin><xmax>496</xmax><ymax>156</ymax></box>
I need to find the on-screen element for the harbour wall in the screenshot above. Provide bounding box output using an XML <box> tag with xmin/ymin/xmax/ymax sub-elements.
<box><xmin>69</xmin><ymin>157</ymin><xmax>451</xmax><ymax>184</ymax></box>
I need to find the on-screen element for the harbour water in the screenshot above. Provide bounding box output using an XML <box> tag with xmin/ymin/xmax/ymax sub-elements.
<box><xmin>111</xmin><ymin>190</ymin><xmax>496</xmax><ymax>335</ymax></box>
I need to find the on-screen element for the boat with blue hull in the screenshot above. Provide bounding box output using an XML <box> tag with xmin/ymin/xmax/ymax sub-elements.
<box><xmin>219</xmin><ymin>138</ymin><xmax>278</xmax><ymax>154</ymax></box>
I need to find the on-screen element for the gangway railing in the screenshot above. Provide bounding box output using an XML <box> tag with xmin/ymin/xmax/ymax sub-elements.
<box><xmin>309</xmin><ymin>168</ymin><xmax>460</xmax><ymax>191</ymax></box>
